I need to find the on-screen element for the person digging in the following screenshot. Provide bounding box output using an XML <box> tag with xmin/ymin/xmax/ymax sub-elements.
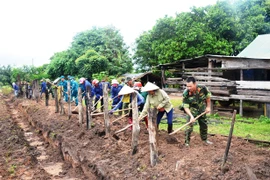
<box><xmin>138</xmin><ymin>82</ymin><xmax>173</xmax><ymax>134</ymax></box>
<box><xmin>181</xmin><ymin>76</ymin><xmax>213</xmax><ymax>146</ymax></box>
<box><xmin>109</xmin><ymin>85</ymin><xmax>146</xmax><ymax>129</ymax></box>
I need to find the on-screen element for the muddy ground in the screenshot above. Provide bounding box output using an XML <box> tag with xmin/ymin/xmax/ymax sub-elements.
<box><xmin>0</xmin><ymin>94</ymin><xmax>270</xmax><ymax>179</ymax></box>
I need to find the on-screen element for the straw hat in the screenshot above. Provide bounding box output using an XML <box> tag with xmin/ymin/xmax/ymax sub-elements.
<box><xmin>141</xmin><ymin>82</ymin><xmax>159</xmax><ymax>92</ymax></box>
<box><xmin>111</xmin><ymin>79</ymin><xmax>119</xmax><ymax>85</ymax></box>
<box><xmin>118</xmin><ymin>85</ymin><xmax>135</xmax><ymax>95</ymax></box>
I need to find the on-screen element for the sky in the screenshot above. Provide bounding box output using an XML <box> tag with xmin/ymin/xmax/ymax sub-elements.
<box><xmin>0</xmin><ymin>0</ymin><xmax>217</xmax><ymax>67</ymax></box>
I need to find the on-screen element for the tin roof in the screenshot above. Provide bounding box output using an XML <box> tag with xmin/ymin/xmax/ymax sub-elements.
<box><xmin>237</xmin><ymin>34</ymin><xmax>270</xmax><ymax>58</ymax></box>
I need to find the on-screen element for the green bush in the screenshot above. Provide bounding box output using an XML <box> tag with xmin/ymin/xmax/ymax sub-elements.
<box><xmin>258</xmin><ymin>115</ymin><xmax>270</xmax><ymax>124</ymax></box>
<box><xmin>0</xmin><ymin>86</ymin><xmax>13</xmax><ymax>95</ymax></box>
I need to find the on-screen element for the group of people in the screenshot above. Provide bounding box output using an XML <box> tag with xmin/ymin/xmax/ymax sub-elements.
<box><xmin>47</xmin><ymin>75</ymin><xmax>213</xmax><ymax>147</ymax></box>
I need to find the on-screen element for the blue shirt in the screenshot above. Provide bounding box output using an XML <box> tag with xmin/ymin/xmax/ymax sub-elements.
<box><xmin>112</xmin><ymin>91</ymin><xmax>145</xmax><ymax>111</ymax></box>
<box><xmin>41</xmin><ymin>82</ymin><xmax>47</xmax><ymax>92</ymax></box>
<box><xmin>111</xmin><ymin>84</ymin><xmax>123</xmax><ymax>99</ymax></box>
<box><xmin>93</xmin><ymin>83</ymin><xmax>103</xmax><ymax>100</ymax></box>
<box><xmin>82</xmin><ymin>80</ymin><xmax>94</xmax><ymax>98</ymax></box>
<box><xmin>71</xmin><ymin>80</ymin><xmax>78</xmax><ymax>92</ymax></box>
<box><xmin>58</xmin><ymin>80</ymin><xmax>67</xmax><ymax>91</ymax></box>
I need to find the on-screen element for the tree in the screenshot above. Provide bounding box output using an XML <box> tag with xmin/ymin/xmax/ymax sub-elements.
<box><xmin>133</xmin><ymin>0</ymin><xmax>270</xmax><ymax>71</ymax></box>
<box><xmin>0</xmin><ymin>65</ymin><xmax>12</xmax><ymax>86</ymax></box>
<box><xmin>75</xmin><ymin>49</ymin><xmax>109</xmax><ymax>79</ymax></box>
<box><xmin>47</xmin><ymin>26</ymin><xmax>132</xmax><ymax>79</ymax></box>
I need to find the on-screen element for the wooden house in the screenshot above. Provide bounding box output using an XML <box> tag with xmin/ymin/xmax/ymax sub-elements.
<box><xmin>157</xmin><ymin>34</ymin><xmax>270</xmax><ymax>117</ymax></box>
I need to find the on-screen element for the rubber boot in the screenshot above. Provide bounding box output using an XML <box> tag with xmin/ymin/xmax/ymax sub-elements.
<box><xmin>167</xmin><ymin>124</ymin><xmax>173</xmax><ymax>134</ymax></box>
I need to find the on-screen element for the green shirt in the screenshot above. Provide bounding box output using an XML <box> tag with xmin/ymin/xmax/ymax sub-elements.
<box><xmin>140</xmin><ymin>89</ymin><xmax>173</xmax><ymax>118</ymax></box>
<box><xmin>182</xmin><ymin>85</ymin><xmax>211</xmax><ymax>115</ymax></box>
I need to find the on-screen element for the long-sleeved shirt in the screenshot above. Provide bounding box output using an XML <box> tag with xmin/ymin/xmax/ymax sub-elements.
<box><xmin>82</xmin><ymin>80</ymin><xmax>94</xmax><ymax>98</ymax></box>
<box><xmin>93</xmin><ymin>83</ymin><xmax>103</xmax><ymax>100</ymax></box>
<box><xmin>140</xmin><ymin>89</ymin><xmax>173</xmax><ymax>118</ymax></box>
<box><xmin>111</xmin><ymin>84</ymin><xmax>122</xmax><ymax>97</ymax></box>
<box><xmin>58</xmin><ymin>80</ymin><xmax>67</xmax><ymax>91</ymax></box>
<box><xmin>112</xmin><ymin>91</ymin><xmax>144</xmax><ymax>111</ymax></box>
<box><xmin>41</xmin><ymin>82</ymin><xmax>47</xmax><ymax>92</ymax></box>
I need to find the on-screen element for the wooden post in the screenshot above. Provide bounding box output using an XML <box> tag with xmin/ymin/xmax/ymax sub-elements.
<box><xmin>221</xmin><ymin>109</ymin><xmax>236</xmax><ymax>168</ymax></box>
<box><xmin>148</xmin><ymin>108</ymin><xmax>159</xmax><ymax>166</ymax></box>
<box><xmin>182</xmin><ymin>62</ymin><xmax>185</xmax><ymax>90</ymax></box>
<box><xmin>59</xmin><ymin>86</ymin><xmax>65</xmax><ymax>115</ymax></box>
<box><xmin>54</xmin><ymin>87</ymin><xmax>59</xmax><ymax>113</ymax></box>
<box><xmin>239</xmin><ymin>100</ymin><xmax>243</xmax><ymax>116</ymax></box>
<box><xmin>85</xmin><ymin>86</ymin><xmax>92</xmax><ymax>130</ymax></box>
<box><xmin>67</xmin><ymin>81</ymin><xmax>71</xmax><ymax>119</ymax></box>
<box><xmin>131</xmin><ymin>92</ymin><xmax>140</xmax><ymax>155</ymax></box>
<box><xmin>264</xmin><ymin>103</ymin><xmax>270</xmax><ymax>118</ymax></box>
<box><xmin>103</xmin><ymin>83</ymin><xmax>110</xmax><ymax>136</ymax></box>
<box><xmin>45</xmin><ymin>88</ymin><xmax>49</xmax><ymax>106</ymax></box>
<box><xmin>210</xmin><ymin>100</ymin><xmax>214</xmax><ymax>115</ymax></box>
<box><xmin>32</xmin><ymin>80</ymin><xmax>39</xmax><ymax>103</ymax></box>
<box><xmin>161</xmin><ymin>67</ymin><xmax>165</xmax><ymax>88</ymax></box>
<box><xmin>78</xmin><ymin>87</ymin><xmax>83</xmax><ymax>125</ymax></box>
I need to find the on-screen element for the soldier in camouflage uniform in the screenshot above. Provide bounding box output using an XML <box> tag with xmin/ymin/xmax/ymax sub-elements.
<box><xmin>182</xmin><ymin>76</ymin><xmax>212</xmax><ymax>146</ymax></box>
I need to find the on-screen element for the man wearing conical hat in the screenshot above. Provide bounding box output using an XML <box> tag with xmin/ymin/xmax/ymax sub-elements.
<box><xmin>139</xmin><ymin>82</ymin><xmax>173</xmax><ymax>133</ymax></box>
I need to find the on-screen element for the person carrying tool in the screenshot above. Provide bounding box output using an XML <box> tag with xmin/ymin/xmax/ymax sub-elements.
<box><xmin>181</xmin><ymin>76</ymin><xmax>212</xmax><ymax>146</ymax></box>
<box><xmin>70</xmin><ymin>77</ymin><xmax>78</xmax><ymax>106</ymax></box>
<box><xmin>58</xmin><ymin>75</ymin><xmax>68</xmax><ymax>102</ymax></box>
<box><xmin>92</xmin><ymin>79</ymin><xmax>103</xmax><ymax>111</ymax></box>
<box><xmin>138</xmin><ymin>82</ymin><xmax>173</xmax><ymax>133</ymax></box>
<box><xmin>109</xmin><ymin>85</ymin><xmax>145</xmax><ymax>129</ymax></box>
<box><xmin>40</xmin><ymin>79</ymin><xmax>47</xmax><ymax>98</ymax></box>
<box><xmin>110</xmin><ymin>79</ymin><xmax>123</xmax><ymax>112</ymax></box>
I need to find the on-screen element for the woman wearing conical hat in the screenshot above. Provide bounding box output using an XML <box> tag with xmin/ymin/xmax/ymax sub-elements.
<box><xmin>139</xmin><ymin>82</ymin><xmax>173</xmax><ymax>133</ymax></box>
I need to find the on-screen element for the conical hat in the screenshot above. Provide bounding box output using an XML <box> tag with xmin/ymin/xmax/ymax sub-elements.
<box><xmin>141</xmin><ymin>82</ymin><xmax>159</xmax><ymax>92</ymax></box>
<box><xmin>118</xmin><ymin>85</ymin><xmax>134</xmax><ymax>95</ymax></box>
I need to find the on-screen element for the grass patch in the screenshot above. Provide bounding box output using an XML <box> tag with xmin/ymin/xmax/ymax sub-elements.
<box><xmin>170</xmin><ymin>98</ymin><xmax>182</xmax><ymax>109</ymax></box>
<box><xmin>158</xmin><ymin>114</ymin><xmax>270</xmax><ymax>141</ymax></box>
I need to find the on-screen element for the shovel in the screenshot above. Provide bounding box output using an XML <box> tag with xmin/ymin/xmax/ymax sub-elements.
<box><xmin>169</xmin><ymin>111</ymin><xmax>207</xmax><ymax>135</ymax></box>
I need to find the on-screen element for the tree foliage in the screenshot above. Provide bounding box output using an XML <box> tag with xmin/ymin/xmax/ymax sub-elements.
<box><xmin>133</xmin><ymin>0</ymin><xmax>270</xmax><ymax>71</ymax></box>
<box><xmin>47</xmin><ymin>26</ymin><xmax>132</xmax><ymax>79</ymax></box>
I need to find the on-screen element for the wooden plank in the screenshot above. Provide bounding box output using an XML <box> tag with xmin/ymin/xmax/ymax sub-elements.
<box><xmin>103</xmin><ymin>83</ymin><xmax>110</xmax><ymax>136</ymax></box>
<box><xmin>194</xmin><ymin>76</ymin><xmax>230</xmax><ymax>82</ymax></box>
<box><xmin>237</xmin><ymin>90</ymin><xmax>270</xmax><ymax>96</ymax></box>
<box><xmin>236</xmin><ymin>81</ymin><xmax>270</xmax><ymax>90</ymax></box>
<box><xmin>174</xmin><ymin>71</ymin><xmax>223</xmax><ymax>76</ymax></box>
<box><xmin>131</xmin><ymin>92</ymin><xmax>140</xmax><ymax>155</ymax></box>
<box><xmin>230</xmin><ymin>94</ymin><xmax>270</xmax><ymax>103</ymax></box>
<box><xmin>211</xmin><ymin>96</ymin><xmax>230</xmax><ymax>101</ymax></box>
<box><xmin>210</xmin><ymin>90</ymin><xmax>232</xmax><ymax>96</ymax></box>
<box><xmin>163</xmin><ymin>88</ymin><xmax>183</xmax><ymax>93</ymax></box>
<box><xmin>148</xmin><ymin>108</ymin><xmax>159</xmax><ymax>166</ymax></box>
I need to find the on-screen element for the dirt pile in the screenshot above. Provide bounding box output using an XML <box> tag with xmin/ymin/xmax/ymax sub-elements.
<box><xmin>2</xmin><ymin>96</ymin><xmax>270</xmax><ymax>179</ymax></box>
